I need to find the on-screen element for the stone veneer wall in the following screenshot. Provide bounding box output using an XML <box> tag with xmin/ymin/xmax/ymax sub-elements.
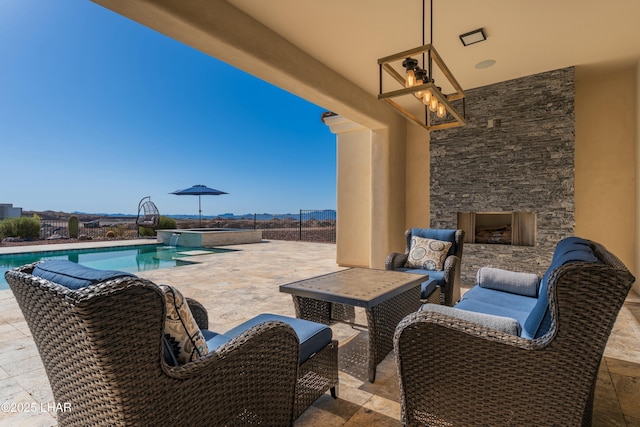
<box><xmin>430</xmin><ymin>67</ymin><xmax>575</xmax><ymax>285</ymax></box>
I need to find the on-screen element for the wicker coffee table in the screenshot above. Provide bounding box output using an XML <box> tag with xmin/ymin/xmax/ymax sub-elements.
<box><xmin>279</xmin><ymin>268</ymin><xmax>425</xmax><ymax>382</ymax></box>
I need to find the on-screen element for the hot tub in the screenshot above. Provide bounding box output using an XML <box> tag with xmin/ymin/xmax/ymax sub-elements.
<box><xmin>157</xmin><ymin>228</ymin><xmax>263</xmax><ymax>247</ymax></box>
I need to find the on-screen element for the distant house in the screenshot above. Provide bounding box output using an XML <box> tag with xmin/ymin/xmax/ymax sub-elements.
<box><xmin>0</xmin><ymin>204</ymin><xmax>22</xmax><ymax>220</ymax></box>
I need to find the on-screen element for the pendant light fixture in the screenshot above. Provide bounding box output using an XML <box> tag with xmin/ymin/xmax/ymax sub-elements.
<box><xmin>377</xmin><ymin>0</ymin><xmax>466</xmax><ymax>131</ymax></box>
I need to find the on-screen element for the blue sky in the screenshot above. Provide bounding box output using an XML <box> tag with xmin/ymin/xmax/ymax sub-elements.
<box><xmin>0</xmin><ymin>0</ymin><xmax>336</xmax><ymax>216</ymax></box>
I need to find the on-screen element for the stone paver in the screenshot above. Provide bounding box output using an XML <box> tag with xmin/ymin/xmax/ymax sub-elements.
<box><xmin>0</xmin><ymin>240</ymin><xmax>639</xmax><ymax>426</ymax></box>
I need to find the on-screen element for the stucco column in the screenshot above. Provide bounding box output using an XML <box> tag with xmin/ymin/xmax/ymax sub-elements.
<box><xmin>324</xmin><ymin>115</ymin><xmax>407</xmax><ymax>269</ymax></box>
<box><xmin>405</xmin><ymin>123</ymin><xmax>431</xmax><ymax>230</ymax></box>
<box><xmin>324</xmin><ymin>115</ymin><xmax>372</xmax><ymax>267</ymax></box>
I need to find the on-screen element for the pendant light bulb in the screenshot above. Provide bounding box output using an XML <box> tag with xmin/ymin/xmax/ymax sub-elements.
<box><xmin>422</xmin><ymin>90</ymin><xmax>432</xmax><ymax>105</ymax></box>
<box><xmin>414</xmin><ymin>69</ymin><xmax>426</xmax><ymax>97</ymax></box>
<box><xmin>402</xmin><ymin>58</ymin><xmax>419</xmax><ymax>88</ymax></box>
<box><xmin>406</xmin><ymin>69</ymin><xmax>416</xmax><ymax>88</ymax></box>
<box><xmin>437</xmin><ymin>103</ymin><xmax>446</xmax><ymax>118</ymax></box>
<box><xmin>429</xmin><ymin>97</ymin><xmax>438</xmax><ymax>112</ymax></box>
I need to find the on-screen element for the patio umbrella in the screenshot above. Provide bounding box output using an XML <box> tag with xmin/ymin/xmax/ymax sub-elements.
<box><xmin>171</xmin><ymin>184</ymin><xmax>228</xmax><ymax>226</ymax></box>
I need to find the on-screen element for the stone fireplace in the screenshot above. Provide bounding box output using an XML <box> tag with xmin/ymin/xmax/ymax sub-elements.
<box><xmin>430</xmin><ymin>67</ymin><xmax>575</xmax><ymax>284</ymax></box>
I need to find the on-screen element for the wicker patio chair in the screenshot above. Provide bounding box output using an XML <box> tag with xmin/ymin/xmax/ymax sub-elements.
<box><xmin>394</xmin><ymin>239</ymin><xmax>635</xmax><ymax>426</ymax></box>
<box><xmin>5</xmin><ymin>263</ymin><xmax>302</xmax><ymax>426</ymax></box>
<box><xmin>386</xmin><ymin>228</ymin><xmax>464</xmax><ymax>306</ymax></box>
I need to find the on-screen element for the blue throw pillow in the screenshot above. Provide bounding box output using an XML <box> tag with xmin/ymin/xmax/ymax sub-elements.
<box><xmin>32</xmin><ymin>260</ymin><xmax>136</xmax><ymax>290</ymax></box>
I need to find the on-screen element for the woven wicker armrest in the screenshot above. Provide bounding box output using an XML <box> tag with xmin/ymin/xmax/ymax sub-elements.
<box><xmin>385</xmin><ymin>252</ymin><xmax>408</xmax><ymax>270</ymax></box>
<box><xmin>395</xmin><ymin>309</ymin><xmax>544</xmax><ymax>354</ymax></box>
<box><xmin>442</xmin><ymin>255</ymin><xmax>459</xmax><ymax>281</ymax></box>
<box><xmin>158</xmin><ymin>320</ymin><xmax>301</xmax><ymax>425</ymax></box>
<box><xmin>165</xmin><ymin>320</ymin><xmax>300</xmax><ymax>379</ymax></box>
<box><xmin>185</xmin><ymin>297</ymin><xmax>208</xmax><ymax>330</ymax></box>
<box><xmin>441</xmin><ymin>255</ymin><xmax>461</xmax><ymax>305</ymax></box>
<box><xmin>12</xmin><ymin>262</ymin><xmax>38</xmax><ymax>275</ymax></box>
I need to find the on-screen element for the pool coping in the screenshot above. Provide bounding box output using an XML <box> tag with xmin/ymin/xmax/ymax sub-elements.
<box><xmin>0</xmin><ymin>239</ymin><xmax>159</xmax><ymax>255</ymax></box>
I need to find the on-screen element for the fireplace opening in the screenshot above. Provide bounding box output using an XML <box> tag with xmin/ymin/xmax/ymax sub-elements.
<box><xmin>457</xmin><ymin>212</ymin><xmax>536</xmax><ymax>246</ymax></box>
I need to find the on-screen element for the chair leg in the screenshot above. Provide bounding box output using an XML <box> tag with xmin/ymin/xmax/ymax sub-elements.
<box><xmin>330</xmin><ymin>384</ymin><xmax>338</xmax><ymax>399</ymax></box>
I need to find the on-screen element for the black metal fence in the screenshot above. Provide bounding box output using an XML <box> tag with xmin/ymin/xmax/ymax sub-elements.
<box><xmin>8</xmin><ymin>210</ymin><xmax>336</xmax><ymax>244</ymax></box>
<box><xmin>39</xmin><ymin>219</ymin><xmax>138</xmax><ymax>240</ymax></box>
<box><xmin>206</xmin><ymin>210</ymin><xmax>336</xmax><ymax>243</ymax></box>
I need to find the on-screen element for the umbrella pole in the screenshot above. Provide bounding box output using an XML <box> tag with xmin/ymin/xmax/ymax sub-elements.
<box><xmin>198</xmin><ymin>195</ymin><xmax>202</xmax><ymax>227</ymax></box>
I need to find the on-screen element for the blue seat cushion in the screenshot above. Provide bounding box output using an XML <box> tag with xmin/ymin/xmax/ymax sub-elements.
<box><xmin>453</xmin><ymin>237</ymin><xmax>601</xmax><ymax>340</ymax></box>
<box><xmin>32</xmin><ymin>259</ymin><xmax>136</xmax><ymax>290</ymax></box>
<box><xmin>421</xmin><ymin>279</ymin><xmax>438</xmax><ymax>299</ymax></box>
<box><xmin>162</xmin><ymin>330</ymin><xmax>231</xmax><ymax>366</ymax></box>
<box><xmin>456</xmin><ymin>286</ymin><xmax>538</xmax><ymax>338</ymax></box>
<box><xmin>203</xmin><ymin>330</ymin><xmax>232</xmax><ymax>350</ymax></box>
<box><xmin>552</xmin><ymin>237</ymin><xmax>593</xmax><ymax>260</ymax></box>
<box><xmin>394</xmin><ymin>268</ymin><xmax>442</xmax><ymax>299</ymax></box>
<box><xmin>523</xmin><ymin>237</ymin><xmax>599</xmax><ymax>337</ymax></box>
<box><xmin>164</xmin><ymin>331</ymin><xmax>230</xmax><ymax>366</ymax></box>
<box><xmin>396</xmin><ymin>268</ymin><xmax>444</xmax><ymax>286</ymax></box>
<box><xmin>224</xmin><ymin>313</ymin><xmax>332</xmax><ymax>364</ymax></box>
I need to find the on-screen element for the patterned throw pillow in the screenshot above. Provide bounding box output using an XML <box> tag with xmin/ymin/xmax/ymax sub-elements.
<box><xmin>159</xmin><ymin>285</ymin><xmax>208</xmax><ymax>364</ymax></box>
<box><xmin>405</xmin><ymin>236</ymin><xmax>452</xmax><ymax>271</ymax></box>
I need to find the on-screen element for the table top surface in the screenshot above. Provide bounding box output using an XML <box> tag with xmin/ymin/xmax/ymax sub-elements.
<box><xmin>279</xmin><ymin>268</ymin><xmax>427</xmax><ymax>308</ymax></box>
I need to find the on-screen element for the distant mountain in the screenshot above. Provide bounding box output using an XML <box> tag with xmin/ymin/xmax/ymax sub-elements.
<box><xmin>72</xmin><ymin>211</ymin><xmax>136</xmax><ymax>217</ymax></box>
<box><xmin>169</xmin><ymin>210</ymin><xmax>336</xmax><ymax>221</ymax></box>
<box><xmin>27</xmin><ymin>210</ymin><xmax>336</xmax><ymax>221</ymax></box>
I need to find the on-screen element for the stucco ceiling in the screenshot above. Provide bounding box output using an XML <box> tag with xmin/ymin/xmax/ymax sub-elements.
<box><xmin>229</xmin><ymin>0</ymin><xmax>640</xmax><ymax>96</ymax></box>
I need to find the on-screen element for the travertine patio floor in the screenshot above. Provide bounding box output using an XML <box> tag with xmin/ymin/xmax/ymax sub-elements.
<box><xmin>0</xmin><ymin>239</ymin><xmax>639</xmax><ymax>426</ymax></box>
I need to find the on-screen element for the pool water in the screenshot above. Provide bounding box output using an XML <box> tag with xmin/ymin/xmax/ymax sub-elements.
<box><xmin>0</xmin><ymin>244</ymin><xmax>232</xmax><ymax>290</ymax></box>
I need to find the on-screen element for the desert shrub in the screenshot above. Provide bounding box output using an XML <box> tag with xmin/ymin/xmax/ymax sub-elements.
<box><xmin>138</xmin><ymin>216</ymin><xmax>176</xmax><ymax>237</ymax></box>
<box><xmin>0</xmin><ymin>215</ymin><xmax>41</xmax><ymax>239</ymax></box>
<box><xmin>18</xmin><ymin>216</ymin><xmax>42</xmax><ymax>239</ymax></box>
<box><xmin>158</xmin><ymin>215</ymin><xmax>178</xmax><ymax>230</ymax></box>
<box><xmin>138</xmin><ymin>226</ymin><xmax>155</xmax><ymax>237</ymax></box>
<box><xmin>158</xmin><ymin>216</ymin><xmax>177</xmax><ymax>230</ymax></box>
<box><xmin>106</xmin><ymin>224</ymin><xmax>129</xmax><ymax>238</ymax></box>
<box><xmin>0</xmin><ymin>219</ymin><xmax>17</xmax><ymax>238</ymax></box>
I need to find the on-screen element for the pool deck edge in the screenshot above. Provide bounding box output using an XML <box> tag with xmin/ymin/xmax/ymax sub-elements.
<box><xmin>0</xmin><ymin>239</ymin><xmax>158</xmax><ymax>255</ymax></box>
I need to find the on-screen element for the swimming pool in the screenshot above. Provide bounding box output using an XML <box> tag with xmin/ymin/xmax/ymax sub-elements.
<box><xmin>0</xmin><ymin>244</ymin><xmax>232</xmax><ymax>290</ymax></box>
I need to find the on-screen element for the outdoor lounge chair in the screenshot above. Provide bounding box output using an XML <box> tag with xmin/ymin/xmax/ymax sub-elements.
<box><xmin>386</xmin><ymin>228</ymin><xmax>464</xmax><ymax>306</ymax></box>
<box><xmin>393</xmin><ymin>238</ymin><xmax>635</xmax><ymax>426</ymax></box>
<box><xmin>5</xmin><ymin>261</ymin><xmax>338</xmax><ymax>426</ymax></box>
